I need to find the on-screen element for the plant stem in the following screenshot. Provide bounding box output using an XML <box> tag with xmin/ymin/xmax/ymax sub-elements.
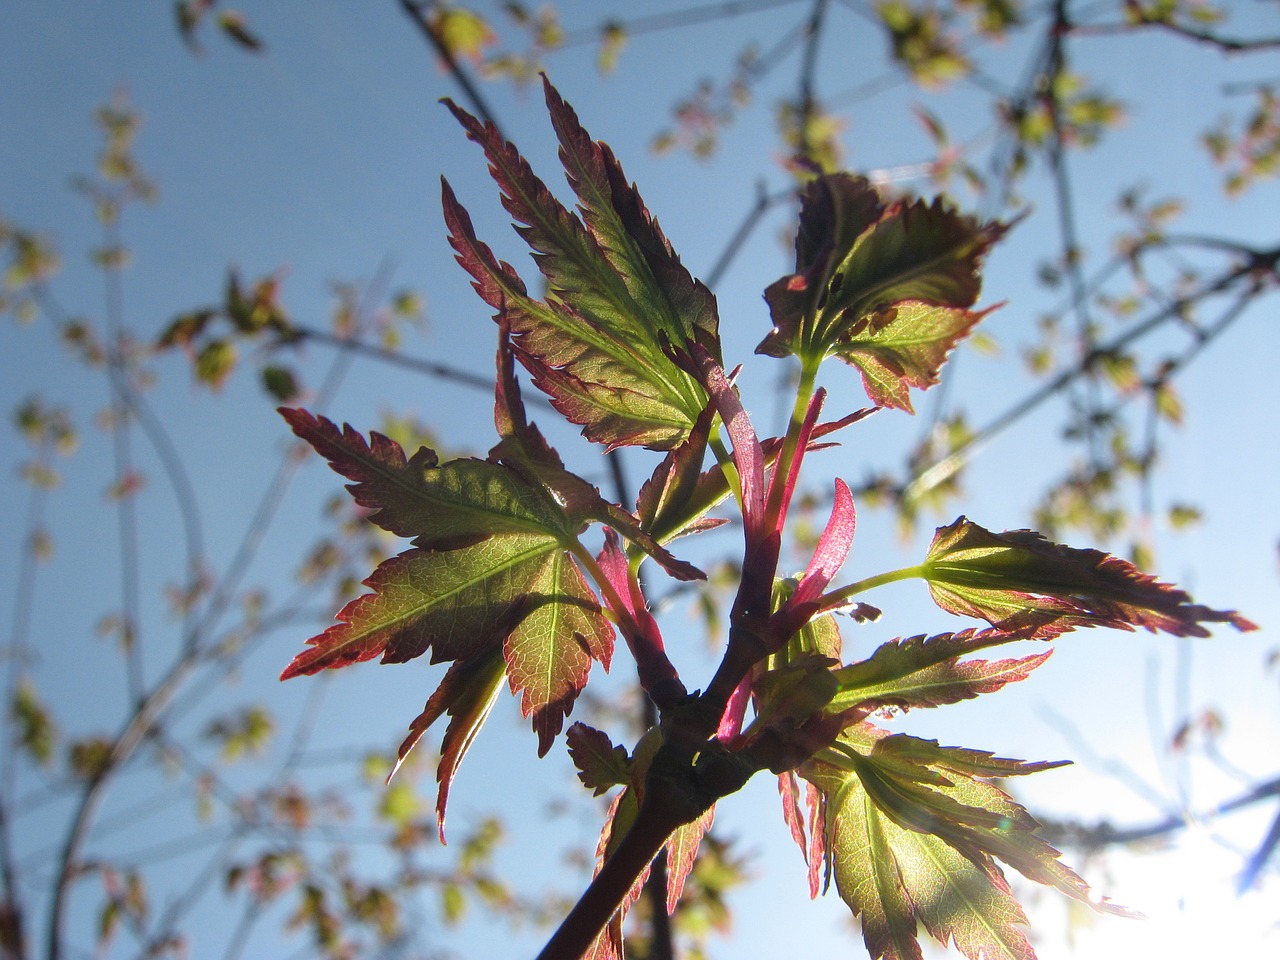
<box><xmin>762</xmin><ymin>360</ymin><xmax>819</xmax><ymax>537</ymax></box>
<box><xmin>818</xmin><ymin>564</ymin><xmax>923</xmax><ymax>611</ymax></box>
<box><xmin>535</xmin><ymin>795</ymin><xmax>678</xmax><ymax>960</ymax></box>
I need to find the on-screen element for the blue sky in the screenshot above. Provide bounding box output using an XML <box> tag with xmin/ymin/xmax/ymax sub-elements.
<box><xmin>3</xmin><ymin>2</ymin><xmax>1279</xmax><ymax>958</ymax></box>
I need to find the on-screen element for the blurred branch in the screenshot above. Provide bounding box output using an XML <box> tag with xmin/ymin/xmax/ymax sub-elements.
<box><xmin>901</xmin><ymin>242</ymin><xmax>1280</xmax><ymax>503</ymax></box>
<box><xmin>399</xmin><ymin>0</ymin><xmax>504</xmax><ymax>133</ymax></box>
<box><xmin>1042</xmin><ymin>774</ymin><xmax>1280</xmax><ymax>851</ymax></box>
<box><xmin>560</xmin><ymin>0</ymin><xmax>806</xmax><ymax>46</ymax></box>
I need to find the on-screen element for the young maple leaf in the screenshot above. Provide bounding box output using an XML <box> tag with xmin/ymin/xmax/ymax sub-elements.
<box><xmin>921</xmin><ymin>517</ymin><xmax>1258</xmax><ymax>638</ymax></box>
<box><xmin>758</xmin><ymin>173</ymin><xmax>1006</xmax><ymax>412</ymax></box>
<box><xmin>442</xmin><ymin>76</ymin><xmax>720</xmax><ymax>451</ymax></box>
<box><xmin>801</xmin><ymin>729</ymin><xmax>1133</xmax><ymax>960</ymax></box>
<box><xmin>278</xmin><ymin>409</ymin><xmax>615</xmax><ymax>761</ymax></box>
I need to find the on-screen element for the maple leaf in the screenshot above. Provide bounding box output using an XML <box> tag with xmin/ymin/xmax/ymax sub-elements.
<box><xmin>391</xmin><ymin>646</ymin><xmax>506</xmax><ymax>842</ymax></box>
<box><xmin>801</xmin><ymin>729</ymin><xmax>1131</xmax><ymax>960</ymax></box>
<box><xmin>665</xmin><ymin>807</ymin><xmax>714</xmax><ymax>914</ymax></box>
<box><xmin>758</xmin><ymin>173</ymin><xmax>1005</xmax><ymax>412</ymax></box>
<box><xmin>280</xmin><ymin>407</ymin><xmax>575</xmax><ymax>549</ymax></box>
<box><xmin>280</xmin><ymin>409</ymin><xmax>616</xmax><ymax>757</ymax></box>
<box><xmin>490</xmin><ymin>322</ymin><xmax>702</xmax><ymax>583</ymax></box>
<box><xmin>280</xmin><ymin>537</ymin><xmax>611</xmax><ymax>751</ymax></box>
<box><xmin>922</xmin><ymin>517</ymin><xmax>1258</xmax><ymax>638</ymax></box>
<box><xmin>828</xmin><ymin>627</ymin><xmax>1051</xmax><ymax>713</ymax></box>
<box><xmin>443</xmin><ymin>76</ymin><xmax>719</xmax><ymax>450</ymax></box>
<box><xmin>566</xmin><ymin>722</ymin><xmax>632</xmax><ymax>797</ymax></box>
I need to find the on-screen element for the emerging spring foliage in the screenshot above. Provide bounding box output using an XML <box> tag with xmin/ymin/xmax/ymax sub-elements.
<box><xmin>279</xmin><ymin>78</ymin><xmax>1254</xmax><ymax>960</ymax></box>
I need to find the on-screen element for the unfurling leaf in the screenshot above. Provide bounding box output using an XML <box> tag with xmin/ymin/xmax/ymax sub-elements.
<box><xmin>566</xmin><ymin>722</ymin><xmax>632</xmax><ymax>796</ymax></box>
<box><xmin>443</xmin><ymin>76</ymin><xmax>720</xmax><ymax>450</ymax></box>
<box><xmin>922</xmin><ymin>517</ymin><xmax>1257</xmax><ymax>638</ymax></box>
<box><xmin>758</xmin><ymin>173</ymin><xmax>1004</xmax><ymax>411</ymax></box>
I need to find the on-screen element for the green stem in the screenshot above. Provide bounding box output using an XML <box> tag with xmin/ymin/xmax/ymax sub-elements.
<box><xmin>817</xmin><ymin>564</ymin><xmax>924</xmax><ymax>612</ymax></box>
<box><xmin>762</xmin><ymin>360</ymin><xmax>820</xmax><ymax>537</ymax></box>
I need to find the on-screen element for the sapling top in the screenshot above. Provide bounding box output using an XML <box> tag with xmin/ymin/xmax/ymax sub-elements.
<box><xmin>279</xmin><ymin>77</ymin><xmax>1254</xmax><ymax>960</ymax></box>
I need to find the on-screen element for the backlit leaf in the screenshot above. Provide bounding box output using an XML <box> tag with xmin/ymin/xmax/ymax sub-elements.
<box><xmin>829</xmin><ymin>627</ymin><xmax>1050</xmax><ymax>712</ymax></box>
<box><xmin>666</xmin><ymin>806</ymin><xmax>715</xmax><ymax>914</ymax></box>
<box><xmin>281</xmin><ymin>537</ymin><xmax>611</xmax><ymax>754</ymax></box>
<box><xmin>758</xmin><ymin>173</ymin><xmax>1004</xmax><ymax>411</ymax></box>
<box><xmin>392</xmin><ymin>646</ymin><xmax>506</xmax><ymax>841</ymax></box>
<box><xmin>831</xmin><ymin>301</ymin><xmax>992</xmax><ymax>412</ymax></box>
<box><xmin>443</xmin><ymin>77</ymin><xmax>718</xmax><ymax>450</ymax></box>
<box><xmin>922</xmin><ymin>517</ymin><xmax>1257</xmax><ymax>637</ymax></box>
<box><xmin>281</xmin><ymin>407</ymin><xmax>576</xmax><ymax>549</ymax></box>
<box><xmin>566</xmin><ymin>722</ymin><xmax>631</xmax><ymax>796</ymax></box>
<box><xmin>803</xmin><ymin>729</ymin><xmax>1127</xmax><ymax>960</ymax></box>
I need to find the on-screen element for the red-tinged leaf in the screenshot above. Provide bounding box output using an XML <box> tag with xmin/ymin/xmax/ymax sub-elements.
<box><xmin>503</xmin><ymin>549</ymin><xmax>614</xmax><ymax>755</ymax></box>
<box><xmin>635</xmin><ymin>400</ymin><xmax>716</xmax><ymax>544</ymax></box>
<box><xmin>541</xmin><ymin>76</ymin><xmax>721</xmax><ymax>363</ymax></box>
<box><xmin>583</xmin><ymin>787</ymin><xmax>648</xmax><ymax>960</ymax></box>
<box><xmin>596</xmin><ymin>531</ymin><xmax>683</xmax><ymax>700</ymax></box>
<box><xmin>445</xmin><ymin>86</ymin><xmax>715</xmax><ymax>450</ymax></box>
<box><xmin>281</xmin><ymin>536</ymin><xmax>612</xmax><ymax>753</ymax></box>
<box><xmin>758</xmin><ymin>174</ymin><xmax>1005</xmax><ymax>412</ymax></box>
<box><xmin>492</xmin><ymin>324</ymin><xmax>703</xmax><ymax>582</ymax></box>
<box><xmin>829</xmin><ymin>628</ymin><xmax>1052</xmax><ymax>712</ymax></box>
<box><xmin>759</xmin><ymin>176</ymin><xmax>888</xmax><ymax>363</ymax></box>
<box><xmin>566</xmin><ymin>722</ymin><xmax>631</xmax><ymax>796</ymax></box>
<box><xmin>694</xmin><ymin>351</ymin><xmax>764</xmax><ymax>539</ymax></box>
<box><xmin>281</xmin><ymin>407</ymin><xmax>573</xmax><ymax>549</ymax></box>
<box><xmin>803</xmin><ymin>727</ymin><xmax>1117</xmax><ymax>960</ymax></box>
<box><xmin>834</xmin><ymin>301</ymin><xmax>994</xmax><ymax>413</ymax></box>
<box><xmin>779</xmin><ymin>771</ymin><xmax>833</xmax><ymax>898</ymax></box>
<box><xmin>779</xmin><ymin>771</ymin><xmax>811</xmax><ymax>882</ymax></box>
<box><xmin>666</xmin><ymin>806</ymin><xmax>715</xmax><ymax>914</ymax></box>
<box><xmin>922</xmin><ymin>517</ymin><xmax>1258</xmax><ymax>638</ymax></box>
<box><xmin>804</xmin><ymin>729</ymin><xmax>1132</xmax><ymax>959</ymax></box>
<box><xmin>390</xmin><ymin>647</ymin><xmax>506</xmax><ymax>842</ymax></box>
<box><xmin>791</xmin><ymin>478</ymin><xmax>857</xmax><ymax>609</ymax></box>
<box><xmin>865</xmin><ymin>736</ymin><xmax>1136</xmax><ymax>918</ymax></box>
<box><xmin>279</xmin><ymin>538</ymin><xmax>555</xmax><ymax>676</ymax></box>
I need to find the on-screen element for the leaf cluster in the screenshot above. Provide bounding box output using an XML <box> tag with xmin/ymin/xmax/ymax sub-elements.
<box><xmin>279</xmin><ymin>78</ymin><xmax>1254</xmax><ymax>960</ymax></box>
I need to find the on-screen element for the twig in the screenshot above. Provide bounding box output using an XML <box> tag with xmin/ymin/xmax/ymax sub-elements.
<box><xmin>399</xmin><ymin>0</ymin><xmax>504</xmax><ymax>132</ymax></box>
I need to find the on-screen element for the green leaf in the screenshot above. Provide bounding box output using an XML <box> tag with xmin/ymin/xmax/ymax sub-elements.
<box><xmin>281</xmin><ymin>536</ymin><xmax>611</xmax><ymax>753</ymax></box>
<box><xmin>11</xmin><ymin>678</ymin><xmax>56</xmax><ymax>766</ymax></box>
<box><xmin>758</xmin><ymin>174</ymin><xmax>1004</xmax><ymax>411</ymax></box>
<box><xmin>830</xmin><ymin>301</ymin><xmax>992</xmax><ymax>413</ymax></box>
<box><xmin>829</xmin><ymin>628</ymin><xmax>1050</xmax><ymax>713</ymax></box>
<box><xmin>217</xmin><ymin>11</ymin><xmax>263</xmax><ymax>51</ymax></box>
<box><xmin>260</xmin><ymin>364</ymin><xmax>300</xmax><ymax>403</ymax></box>
<box><xmin>430</xmin><ymin>6</ymin><xmax>494</xmax><ymax>63</ymax></box>
<box><xmin>195</xmin><ymin>338</ymin><xmax>236</xmax><ymax>390</ymax></box>
<box><xmin>803</xmin><ymin>730</ymin><xmax>1129</xmax><ymax>960</ymax></box>
<box><xmin>443</xmin><ymin>77</ymin><xmax>719</xmax><ymax>450</ymax></box>
<box><xmin>393</xmin><ymin>646</ymin><xmax>506</xmax><ymax>841</ymax></box>
<box><xmin>490</xmin><ymin>324</ymin><xmax>703</xmax><ymax>581</ymax></box>
<box><xmin>281</xmin><ymin>407</ymin><xmax>578</xmax><ymax>549</ymax></box>
<box><xmin>921</xmin><ymin>517</ymin><xmax>1257</xmax><ymax>638</ymax></box>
